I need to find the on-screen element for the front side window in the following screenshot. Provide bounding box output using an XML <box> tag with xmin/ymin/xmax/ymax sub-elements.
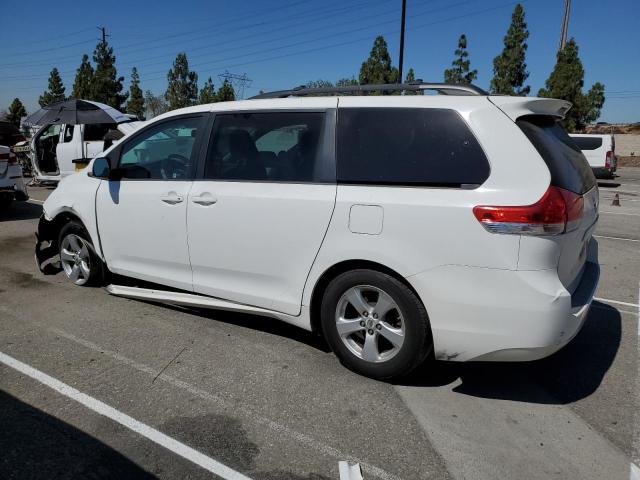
<box><xmin>204</xmin><ymin>112</ymin><xmax>328</xmax><ymax>182</ymax></box>
<box><xmin>118</xmin><ymin>116</ymin><xmax>202</xmax><ymax>179</ymax></box>
<box><xmin>337</xmin><ymin>108</ymin><xmax>490</xmax><ymax>187</ymax></box>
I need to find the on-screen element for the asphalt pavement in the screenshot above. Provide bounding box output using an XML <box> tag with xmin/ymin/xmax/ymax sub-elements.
<box><xmin>0</xmin><ymin>169</ymin><xmax>638</xmax><ymax>480</ymax></box>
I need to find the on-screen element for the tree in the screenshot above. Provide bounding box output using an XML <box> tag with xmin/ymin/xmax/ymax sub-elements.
<box><xmin>126</xmin><ymin>67</ymin><xmax>145</xmax><ymax>119</ymax></box>
<box><xmin>92</xmin><ymin>40</ymin><xmax>127</xmax><ymax>110</ymax></box>
<box><xmin>444</xmin><ymin>35</ymin><xmax>478</xmax><ymax>85</ymax></box>
<box><xmin>359</xmin><ymin>35</ymin><xmax>399</xmax><ymax>93</ymax></box>
<box><xmin>199</xmin><ymin>77</ymin><xmax>217</xmax><ymax>104</ymax></box>
<box><xmin>490</xmin><ymin>4</ymin><xmax>530</xmax><ymax>95</ymax></box>
<box><xmin>72</xmin><ymin>54</ymin><xmax>94</xmax><ymax>99</ymax></box>
<box><xmin>5</xmin><ymin>98</ymin><xmax>27</xmax><ymax>127</ymax></box>
<box><xmin>336</xmin><ymin>77</ymin><xmax>358</xmax><ymax>87</ymax></box>
<box><xmin>216</xmin><ymin>79</ymin><xmax>235</xmax><ymax>102</ymax></box>
<box><xmin>538</xmin><ymin>39</ymin><xmax>605</xmax><ymax>131</ymax></box>
<box><xmin>306</xmin><ymin>79</ymin><xmax>334</xmax><ymax>89</ymax></box>
<box><xmin>39</xmin><ymin>68</ymin><xmax>66</xmax><ymax>107</ymax></box>
<box><xmin>144</xmin><ymin>90</ymin><xmax>167</xmax><ymax>118</ymax></box>
<box><xmin>165</xmin><ymin>52</ymin><xmax>198</xmax><ymax>110</ymax></box>
<box><xmin>403</xmin><ymin>67</ymin><xmax>423</xmax><ymax>95</ymax></box>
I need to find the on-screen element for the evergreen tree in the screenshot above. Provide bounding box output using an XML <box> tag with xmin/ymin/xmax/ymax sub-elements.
<box><xmin>72</xmin><ymin>54</ymin><xmax>94</xmax><ymax>99</ymax></box>
<box><xmin>490</xmin><ymin>4</ymin><xmax>530</xmax><ymax>95</ymax></box>
<box><xmin>216</xmin><ymin>79</ymin><xmax>235</xmax><ymax>102</ymax></box>
<box><xmin>538</xmin><ymin>39</ymin><xmax>605</xmax><ymax>131</ymax></box>
<box><xmin>336</xmin><ymin>77</ymin><xmax>358</xmax><ymax>87</ymax></box>
<box><xmin>92</xmin><ymin>40</ymin><xmax>127</xmax><ymax>110</ymax></box>
<box><xmin>444</xmin><ymin>35</ymin><xmax>478</xmax><ymax>85</ymax></box>
<box><xmin>403</xmin><ymin>68</ymin><xmax>422</xmax><ymax>95</ymax></box>
<box><xmin>5</xmin><ymin>98</ymin><xmax>27</xmax><ymax>127</ymax></box>
<box><xmin>144</xmin><ymin>90</ymin><xmax>167</xmax><ymax>118</ymax></box>
<box><xmin>359</xmin><ymin>35</ymin><xmax>399</xmax><ymax>93</ymax></box>
<box><xmin>126</xmin><ymin>67</ymin><xmax>145</xmax><ymax>118</ymax></box>
<box><xmin>165</xmin><ymin>52</ymin><xmax>199</xmax><ymax>110</ymax></box>
<box><xmin>199</xmin><ymin>77</ymin><xmax>217</xmax><ymax>104</ymax></box>
<box><xmin>38</xmin><ymin>68</ymin><xmax>66</xmax><ymax>107</ymax></box>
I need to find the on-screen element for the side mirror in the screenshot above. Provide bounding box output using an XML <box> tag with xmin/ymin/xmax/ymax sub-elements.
<box><xmin>91</xmin><ymin>157</ymin><xmax>111</xmax><ymax>178</ymax></box>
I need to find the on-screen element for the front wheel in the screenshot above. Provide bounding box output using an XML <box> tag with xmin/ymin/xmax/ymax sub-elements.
<box><xmin>58</xmin><ymin>221</ymin><xmax>104</xmax><ymax>286</ymax></box>
<box><xmin>321</xmin><ymin>269</ymin><xmax>432</xmax><ymax>379</ymax></box>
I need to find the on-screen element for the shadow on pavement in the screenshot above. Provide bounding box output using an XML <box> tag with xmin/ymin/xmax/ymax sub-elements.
<box><xmin>598</xmin><ymin>181</ymin><xmax>621</xmax><ymax>188</ymax></box>
<box><xmin>0</xmin><ymin>201</ymin><xmax>41</xmax><ymax>222</ymax></box>
<box><xmin>0</xmin><ymin>389</ymin><xmax>156</xmax><ymax>479</ymax></box>
<box><xmin>398</xmin><ymin>301</ymin><xmax>621</xmax><ymax>405</ymax></box>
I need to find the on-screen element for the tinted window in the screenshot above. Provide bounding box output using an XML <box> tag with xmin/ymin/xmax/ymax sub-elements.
<box><xmin>517</xmin><ymin>116</ymin><xmax>596</xmax><ymax>194</ymax></box>
<box><xmin>205</xmin><ymin>112</ymin><xmax>330</xmax><ymax>182</ymax></box>
<box><xmin>572</xmin><ymin>136</ymin><xmax>603</xmax><ymax>150</ymax></box>
<box><xmin>337</xmin><ymin>108</ymin><xmax>489</xmax><ymax>187</ymax></box>
<box><xmin>118</xmin><ymin>116</ymin><xmax>202</xmax><ymax>179</ymax></box>
<box><xmin>84</xmin><ymin>123</ymin><xmax>116</xmax><ymax>141</ymax></box>
<box><xmin>63</xmin><ymin>125</ymin><xmax>74</xmax><ymax>143</ymax></box>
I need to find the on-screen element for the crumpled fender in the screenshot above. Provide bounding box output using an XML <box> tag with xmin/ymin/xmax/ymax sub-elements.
<box><xmin>35</xmin><ymin>214</ymin><xmax>63</xmax><ymax>275</ymax></box>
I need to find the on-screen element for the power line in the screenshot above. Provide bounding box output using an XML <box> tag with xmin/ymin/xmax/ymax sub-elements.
<box><xmin>218</xmin><ymin>71</ymin><xmax>253</xmax><ymax>99</ymax></box>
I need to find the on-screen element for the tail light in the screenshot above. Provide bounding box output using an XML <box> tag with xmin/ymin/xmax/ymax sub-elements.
<box><xmin>605</xmin><ymin>151</ymin><xmax>613</xmax><ymax>169</ymax></box>
<box><xmin>473</xmin><ymin>186</ymin><xmax>584</xmax><ymax>236</ymax></box>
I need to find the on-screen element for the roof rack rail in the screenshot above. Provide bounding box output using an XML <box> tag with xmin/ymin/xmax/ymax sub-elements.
<box><xmin>250</xmin><ymin>82</ymin><xmax>488</xmax><ymax>99</ymax></box>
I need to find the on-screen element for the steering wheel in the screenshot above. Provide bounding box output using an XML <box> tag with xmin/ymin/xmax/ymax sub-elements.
<box><xmin>161</xmin><ymin>153</ymin><xmax>190</xmax><ymax>179</ymax></box>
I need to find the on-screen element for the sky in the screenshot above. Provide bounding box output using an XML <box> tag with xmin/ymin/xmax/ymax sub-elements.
<box><xmin>1</xmin><ymin>0</ymin><xmax>638</xmax><ymax>123</ymax></box>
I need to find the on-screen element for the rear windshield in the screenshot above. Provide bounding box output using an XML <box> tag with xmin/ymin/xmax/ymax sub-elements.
<box><xmin>337</xmin><ymin>108</ymin><xmax>490</xmax><ymax>187</ymax></box>
<box><xmin>572</xmin><ymin>136</ymin><xmax>603</xmax><ymax>151</ymax></box>
<box><xmin>517</xmin><ymin>116</ymin><xmax>596</xmax><ymax>194</ymax></box>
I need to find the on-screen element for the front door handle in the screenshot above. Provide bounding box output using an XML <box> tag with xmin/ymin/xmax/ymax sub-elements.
<box><xmin>192</xmin><ymin>193</ymin><xmax>217</xmax><ymax>206</ymax></box>
<box><xmin>160</xmin><ymin>192</ymin><xmax>184</xmax><ymax>205</ymax></box>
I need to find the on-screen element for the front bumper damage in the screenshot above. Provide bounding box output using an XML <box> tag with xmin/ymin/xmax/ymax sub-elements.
<box><xmin>35</xmin><ymin>215</ymin><xmax>62</xmax><ymax>275</ymax></box>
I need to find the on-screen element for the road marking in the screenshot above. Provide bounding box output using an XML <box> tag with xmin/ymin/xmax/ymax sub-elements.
<box><xmin>27</xmin><ymin>199</ymin><xmax>44</xmax><ymax>205</ymax></box>
<box><xmin>0</xmin><ymin>350</ymin><xmax>252</xmax><ymax>480</ymax></box>
<box><xmin>51</xmin><ymin>328</ymin><xmax>402</xmax><ymax>480</ymax></box>
<box><xmin>631</xmin><ymin>462</ymin><xmax>640</xmax><ymax>480</ymax></box>
<box><xmin>594</xmin><ymin>297</ymin><xmax>640</xmax><ymax>309</ymax></box>
<box><xmin>599</xmin><ymin>211</ymin><xmax>640</xmax><ymax>216</ymax></box>
<box><xmin>594</xmin><ymin>235</ymin><xmax>640</xmax><ymax>243</ymax></box>
<box><xmin>590</xmin><ymin>304</ymin><xmax>638</xmax><ymax>316</ymax></box>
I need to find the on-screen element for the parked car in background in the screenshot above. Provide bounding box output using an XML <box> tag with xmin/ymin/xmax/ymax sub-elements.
<box><xmin>570</xmin><ymin>133</ymin><xmax>616</xmax><ymax>178</ymax></box>
<box><xmin>35</xmin><ymin>83</ymin><xmax>599</xmax><ymax>379</ymax></box>
<box><xmin>28</xmin><ymin>119</ymin><xmax>143</xmax><ymax>184</ymax></box>
<box><xmin>0</xmin><ymin>145</ymin><xmax>28</xmax><ymax>208</ymax></box>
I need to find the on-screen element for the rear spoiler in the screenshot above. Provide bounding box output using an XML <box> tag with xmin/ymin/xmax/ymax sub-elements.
<box><xmin>488</xmin><ymin>96</ymin><xmax>572</xmax><ymax>122</ymax></box>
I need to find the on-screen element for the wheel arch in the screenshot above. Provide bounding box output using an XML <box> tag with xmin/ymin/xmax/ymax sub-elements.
<box><xmin>308</xmin><ymin>259</ymin><xmax>425</xmax><ymax>336</ymax></box>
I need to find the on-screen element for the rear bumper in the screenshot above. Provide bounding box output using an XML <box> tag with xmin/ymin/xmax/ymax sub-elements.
<box><xmin>407</xmin><ymin>247</ymin><xmax>599</xmax><ymax>362</ymax></box>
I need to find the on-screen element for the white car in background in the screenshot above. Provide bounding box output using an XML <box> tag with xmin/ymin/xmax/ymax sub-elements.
<box><xmin>29</xmin><ymin>119</ymin><xmax>143</xmax><ymax>183</ymax></box>
<box><xmin>570</xmin><ymin>133</ymin><xmax>616</xmax><ymax>178</ymax></box>
<box><xmin>35</xmin><ymin>82</ymin><xmax>600</xmax><ymax>379</ymax></box>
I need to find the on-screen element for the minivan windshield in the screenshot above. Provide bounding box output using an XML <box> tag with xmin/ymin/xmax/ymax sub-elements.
<box><xmin>517</xmin><ymin>115</ymin><xmax>596</xmax><ymax>194</ymax></box>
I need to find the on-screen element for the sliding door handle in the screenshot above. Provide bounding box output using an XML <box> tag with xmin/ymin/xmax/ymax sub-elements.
<box><xmin>192</xmin><ymin>193</ymin><xmax>217</xmax><ymax>206</ymax></box>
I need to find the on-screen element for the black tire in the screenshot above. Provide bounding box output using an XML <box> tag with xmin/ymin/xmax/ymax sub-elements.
<box><xmin>58</xmin><ymin>221</ymin><xmax>104</xmax><ymax>286</ymax></box>
<box><xmin>321</xmin><ymin>269</ymin><xmax>432</xmax><ymax>379</ymax></box>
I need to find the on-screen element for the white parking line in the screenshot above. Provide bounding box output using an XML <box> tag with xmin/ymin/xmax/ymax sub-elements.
<box><xmin>594</xmin><ymin>297</ymin><xmax>640</xmax><ymax>309</ymax></box>
<box><xmin>51</xmin><ymin>328</ymin><xmax>401</xmax><ymax>480</ymax></box>
<box><xmin>0</xmin><ymin>350</ymin><xmax>252</xmax><ymax>480</ymax></box>
<box><xmin>594</xmin><ymin>235</ymin><xmax>640</xmax><ymax>243</ymax></box>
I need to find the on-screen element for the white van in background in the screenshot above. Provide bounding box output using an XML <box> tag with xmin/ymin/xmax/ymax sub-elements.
<box><xmin>570</xmin><ymin>134</ymin><xmax>616</xmax><ymax>179</ymax></box>
<box><xmin>29</xmin><ymin>119</ymin><xmax>143</xmax><ymax>184</ymax></box>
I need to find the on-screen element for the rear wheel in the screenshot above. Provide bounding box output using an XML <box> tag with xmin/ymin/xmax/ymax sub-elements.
<box><xmin>321</xmin><ymin>269</ymin><xmax>432</xmax><ymax>379</ymax></box>
<box><xmin>58</xmin><ymin>221</ymin><xmax>104</xmax><ymax>286</ymax></box>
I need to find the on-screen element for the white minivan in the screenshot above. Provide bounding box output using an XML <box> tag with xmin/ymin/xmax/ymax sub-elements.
<box><xmin>570</xmin><ymin>133</ymin><xmax>616</xmax><ymax>178</ymax></box>
<box><xmin>35</xmin><ymin>83</ymin><xmax>600</xmax><ymax>379</ymax></box>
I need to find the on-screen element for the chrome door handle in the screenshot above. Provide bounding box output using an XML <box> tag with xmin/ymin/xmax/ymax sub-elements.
<box><xmin>192</xmin><ymin>194</ymin><xmax>217</xmax><ymax>206</ymax></box>
<box><xmin>160</xmin><ymin>193</ymin><xmax>183</xmax><ymax>205</ymax></box>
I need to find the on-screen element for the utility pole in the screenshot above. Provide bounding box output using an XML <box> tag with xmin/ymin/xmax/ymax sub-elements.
<box><xmin>218</xmin><ymin>71</ymin><xmax>253</xmax><ymax>99</ymax></box>
<box><xmin>97</xmin><ymin>26</ymin><xmax>109</xmax><ymax>46</ymax></box>
<box><xmin>559</xmin><ymin>0</ymin><xmax>571</xmax><ymax>50</ymax></box>
<box><xmin>398</xmin><ymin>0</ymin><xmax>407</xmax><ymax>83</ymax></box>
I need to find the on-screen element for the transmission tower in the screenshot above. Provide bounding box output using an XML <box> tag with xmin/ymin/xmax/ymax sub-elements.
<box><xmin>218</xmin><ymin>71</ymin><xmax>253</xmax><ymax>99</ymax></box>
<box><xmin>559</xmin><ymin>0</ymin><xmax>571</xmax><ymax>51</ymax></box>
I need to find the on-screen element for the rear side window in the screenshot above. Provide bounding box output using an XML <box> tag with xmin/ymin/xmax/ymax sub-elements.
<box><xmin>572</xmin><ymin>137</ymin><xmax>603</xmax><ymax>150</ymax></box>
<box><xmin>337</xmin><ymin>108</ymin><xmax>489</xmax><ymax>187</ymax></box>
<box><xmin>517</xmin><ymin>116</ymin><xmax>596</xmax><ymax>194</ymax></box>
